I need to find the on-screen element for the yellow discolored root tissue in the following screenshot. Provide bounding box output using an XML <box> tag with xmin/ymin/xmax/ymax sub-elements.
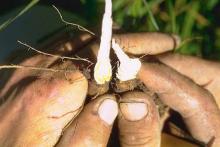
<box><xmin>94</xmin><ymin>0</ymin><xmax>113</xmax><ymax>84</ymax></box>
<box><xmin>94</xmin><ymin>59</ymin><xmax>112</xmax><ymax>84</ymax></box>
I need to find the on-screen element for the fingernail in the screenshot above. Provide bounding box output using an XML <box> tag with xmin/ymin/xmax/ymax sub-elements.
<box><xmin>120</xmin><ymin>102</ymin><xmax>148</xmax><ymax>121</ymax></box>
<box><xmin>98</xmin><ymin>99</ymin><xmax>118</xmax><ymax>125</ymax></box>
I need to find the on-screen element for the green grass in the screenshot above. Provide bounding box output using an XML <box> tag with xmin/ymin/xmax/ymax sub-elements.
<box><xmin>0</xmin><ymin>0</ymin><xmax>40</xmax><ymax>31</ymax></box>
<box><xmin>111</xmin><ymin>0</ymin><xmax>220</xmax><ymax>59</ymax></box>
<box><xmin>1</xmin><ymin>0</ymin><xmax>220</xmax><ymax>60</ymax></box>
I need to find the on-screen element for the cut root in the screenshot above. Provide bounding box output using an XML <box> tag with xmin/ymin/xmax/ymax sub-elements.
<box><xmin>94</xmin><ymin>0</ymin><xmax>142</xmax><ymax>84</ymax></box>
<box><xmin>94</xmin><ymin>0</ymin><xmax>113</xmax><ymax>85</ymax></box>
<box><xmin>112</xmin><ymin>39</ymin><xmax>141</xmax><ymax>81</ymax></box>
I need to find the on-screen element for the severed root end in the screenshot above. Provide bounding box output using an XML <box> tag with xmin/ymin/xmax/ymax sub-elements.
<box><xmin>117</xmin><ymin>58</ymin><xmax>141</xmax><ymax>81</ymax></box>
<box><xmin>94</xmin><ymin>0</ymin><xmax>113</xmax><ymax>85</ymax></box>
<box><xmin>94</xmin><ymin>59</ymin><xmax>112</xmax><ymax>84</ymax></box>
<box><xmin>112</xmin><ymin>39</ymin><xmax>141</xmax><ymax>81</ymax></box>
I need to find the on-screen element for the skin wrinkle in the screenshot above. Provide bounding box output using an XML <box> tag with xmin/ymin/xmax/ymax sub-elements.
<box><xmin>206</xmin><ymin>78</ymin><xmax>220</xmax><ymax>107</ymax></box>
<box><xmin>201</xmin><ymin>79</ymin><xmax>214</xmax><ymax>88</ymax></box>
<box><xmin>48</xmin><ymin>107</ymin><xmax>82</xmax><ymax>119</ymax></box>
<box><xmin>84</xmin><ymin>136</ymin><xmax>104</xmax><ymax>147</ymax></box>
<box><xmin>119</xmin><ymin>133</ymin><xmax>154</xmax><ymax>144</ymax></box>
<box><xmin>120</xmin><ymin>135</ymin><xmax>154</xmax><ymax>146</ymax></box>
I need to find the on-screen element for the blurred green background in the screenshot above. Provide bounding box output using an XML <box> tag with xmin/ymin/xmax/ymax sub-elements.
<box><xmin>0</xmin><ymin>0</ymin><xmax>220</xmax><ymax>61</ymax></box>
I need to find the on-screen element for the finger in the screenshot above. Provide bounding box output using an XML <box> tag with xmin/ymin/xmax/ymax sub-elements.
<box><xmin>158</xmin><ymin>53</ymin><xmax>220</xmax><ymax>107</ymax></box>
<box><xmin>57</xmin><ymin>94</ymin><xmax>118</xmax><ymax>147</ymax></box>
<box><xmin>0</xmin><ymin>70</ymin><xmax>88</xmax><ymax>146</ymax></box>
<box><xmin>138</xmin><ymin>62</ymin><xmax>220</xmax><ymax>146</ymax></box>
<box><xmin>0</xmin><ymin>33</ymin><xmax>93</xmax><ymax>98</ymax></box>
<box><xmin>75</xmin><ymin>32</ymin><xmax>181</xmax><ymax>61</ymax></box>
<box><xmin>118</xmin><ymin>91</ymin><xmax>161</xmax><ymax>147</ymax></box>
<box><xmin>113</xmin><ymin>32</ymin><xmax>180</xmax><ymax>55</ymax></box>
<box><xmin>41</xmin><ymin>32</ymin><xmax>94</xmax><ymax>54</ymax></box>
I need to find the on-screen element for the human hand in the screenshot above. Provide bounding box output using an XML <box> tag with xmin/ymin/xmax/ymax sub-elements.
<box><xmin>0</xmin><ymin>33</ymin><xmax>119</xmax><ymax>147</ymax></box>
<box><xmin>104</xmin><ymin>32</ymin><xmax>220</xmax><ymax>147</ymax></box>
<box><xmin>118</xmin><ymin>37</ymin><xmax>220</xmax><ymax>146</ymax></box>
<box><xmin>1</xmin><ymin>32</ymin><xmax>220</xmax><ymax>147</ymax></box>
<box><xmin>0</xmin><ymin>32</ymin><xmax>177</xmax><ymax>147</ymax></box>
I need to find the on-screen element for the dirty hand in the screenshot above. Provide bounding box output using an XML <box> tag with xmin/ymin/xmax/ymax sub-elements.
<box><xmin>0</xmin><ymin>34</ymin><xmax>119</xmax><ymax>147</ymax></box>
<box><xmin>116</xmin><ymin>53</ymin><xmax>220</xmax><ymax>147</ymax></box>
<box><xmin>111</xmin><ymin>33</ymin><xmax>220</xmax><ymax>147</ymax></box>
<box><xmin>0</xmin><ymin>32</ymin><xmax>220</xmax><ymax>147</ymax></box>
